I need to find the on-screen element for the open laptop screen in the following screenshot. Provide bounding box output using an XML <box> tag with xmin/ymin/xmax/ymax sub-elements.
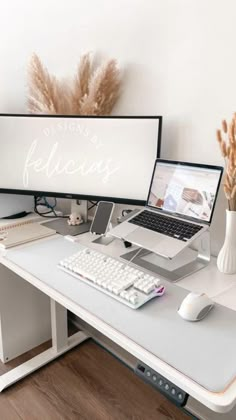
<box><xmin>147</xmin><ymin>160</ymin><xmax>223</xmax><ymax>224</ymax></box>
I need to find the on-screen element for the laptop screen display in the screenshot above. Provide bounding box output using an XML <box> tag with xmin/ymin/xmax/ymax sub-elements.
<box><xmin>147</xmin><ymin>161</ymin><xmax>223</xmax><ymax>223</ymax></box>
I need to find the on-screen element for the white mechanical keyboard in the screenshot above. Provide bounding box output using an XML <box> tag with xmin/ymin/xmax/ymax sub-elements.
<box><xmin>58</xmin><ymin>247</ymin><xmax>165</xmax><ymax>309</ymax></box>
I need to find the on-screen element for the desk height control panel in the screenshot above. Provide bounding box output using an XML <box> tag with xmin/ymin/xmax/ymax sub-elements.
<box><xmin>135</xmin><ymin>362</ymin><xmax>189</xmax><ymax>407</ymax></box>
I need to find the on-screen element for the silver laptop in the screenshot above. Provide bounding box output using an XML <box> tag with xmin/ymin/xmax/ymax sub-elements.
<box><xmin>109</xmin><ymin>159</ymin><xmax>223</xmax><ymax>259</ymax></box>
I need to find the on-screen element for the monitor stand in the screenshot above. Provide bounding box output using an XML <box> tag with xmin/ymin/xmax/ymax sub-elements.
<box><xmin>44</xmin><ymin>200</ymin><xmax>92</xmax><ymax>236</ymax></box>
<box><xmin>121</xmin><ymin>231</ymin><xmax>211</xmax><ymax>282</ymax></box>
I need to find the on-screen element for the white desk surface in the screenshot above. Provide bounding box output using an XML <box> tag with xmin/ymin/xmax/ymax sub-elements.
<box><xmin>0</xmin><ymin>229</ymin><xmax>236</xmax><ymax>414</ymax></box>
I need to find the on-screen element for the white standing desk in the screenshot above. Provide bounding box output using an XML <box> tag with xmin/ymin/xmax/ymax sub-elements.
<box><xmin>0</xmin><ymin>229</ymin><xmax>236</xmax><ymax>420</ymax></box>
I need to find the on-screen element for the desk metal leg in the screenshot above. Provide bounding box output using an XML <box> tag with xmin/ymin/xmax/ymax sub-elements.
<box><xmin>0</xmin><ymin>298</ymin><xmax>89</xmax><ymax>392</ymax></box>
<box><xmin>51</xmin><ymin>300</ymin><xmax>69</xmax><ymax>351</ymax></box>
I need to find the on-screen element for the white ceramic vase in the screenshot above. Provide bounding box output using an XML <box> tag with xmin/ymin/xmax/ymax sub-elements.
<box><xmin>217</xmin><ymin>209</ymin><xmax>236</xmax><ymax>274</ymax></box>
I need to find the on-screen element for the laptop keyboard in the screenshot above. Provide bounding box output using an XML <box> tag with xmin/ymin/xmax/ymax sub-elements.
<box><xmin>128</xmin><ymin>210</ymin><xmax>203</xmax><ymax>241</ymax></box>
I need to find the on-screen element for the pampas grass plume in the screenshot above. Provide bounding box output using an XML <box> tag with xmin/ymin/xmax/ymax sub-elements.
<box><xmin>216</xmin><ymin>113</ymin><xmax>236</xmax><ymax>210</ymax></box>
<box><xmin>28</xmin><ymin>52</ymin><xmax>122</xmax><ymax>116</ymax></box>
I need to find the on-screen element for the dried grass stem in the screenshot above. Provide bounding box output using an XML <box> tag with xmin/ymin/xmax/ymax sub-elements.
<box><xmin>217</xmin><ymin>114</ymin><xmax>236</xmax><ymax>211</ymax></box>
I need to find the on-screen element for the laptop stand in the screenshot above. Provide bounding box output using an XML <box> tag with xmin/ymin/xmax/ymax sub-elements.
<box><xmin>121</xmin><ymin>230</ymin><xmax>211</xmax><ymax>282</ymax></box>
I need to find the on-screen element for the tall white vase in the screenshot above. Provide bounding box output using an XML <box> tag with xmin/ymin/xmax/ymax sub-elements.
<box><xmin>217</xmin><ymin>210</ymin><xmax>236</xmax><ymax>274</ymax></box>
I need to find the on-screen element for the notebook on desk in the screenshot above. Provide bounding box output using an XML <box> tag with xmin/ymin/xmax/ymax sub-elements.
<box><xmin>0</xmin><ymin>222</ymin><xmax>56</xmax><ymax>248</ymax></box>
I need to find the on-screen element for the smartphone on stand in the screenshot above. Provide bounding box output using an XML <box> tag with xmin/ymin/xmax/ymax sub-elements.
<box><xmin>90</xmin><ymin>201</ymin><xmax>115</xmax><ymax>244</ymax></box>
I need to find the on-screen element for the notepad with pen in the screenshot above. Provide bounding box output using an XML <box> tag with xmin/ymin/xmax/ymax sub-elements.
<box><xmin>0</xmin><ymin>222</ymin><xmax>56</xmax><ymax>249</ymax></box>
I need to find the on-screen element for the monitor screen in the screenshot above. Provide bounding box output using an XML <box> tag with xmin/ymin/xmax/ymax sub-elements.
<box><xmin>147</xmin><ymin>160</ymin><xmax>223</xmax><ymax>223</ymax></box>
<box><xmin>0</xmin><ymin>115</ymin><xmax>162</xmax><ymax>205</ymax></box>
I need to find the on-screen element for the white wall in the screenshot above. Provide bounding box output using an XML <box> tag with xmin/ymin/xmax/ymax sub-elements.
<box><xmin>1</xmin><ymin>0</ymin><xmax>234</xmax><ymax>255</ymax></box>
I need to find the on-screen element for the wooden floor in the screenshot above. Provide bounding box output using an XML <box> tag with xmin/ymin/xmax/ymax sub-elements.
<box><xmin>0</xmin><ymin>340</ymin><xmax>191</xmax><ymax>420</ymax></box>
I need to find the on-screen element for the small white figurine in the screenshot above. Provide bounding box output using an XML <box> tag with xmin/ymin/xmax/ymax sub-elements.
<box><xmin>67</xmin><ymin>212</ymin><xmax>83</xmax><ymax>226</ymax></box>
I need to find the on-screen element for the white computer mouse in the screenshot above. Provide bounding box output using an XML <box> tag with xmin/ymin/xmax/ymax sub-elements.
<box><xmin>178</xmin><ymin>292</ymin><xmax>214</xmax><ymax>322</ymax></box>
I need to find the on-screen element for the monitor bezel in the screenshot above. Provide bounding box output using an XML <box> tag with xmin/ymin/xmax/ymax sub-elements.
<box><xmin>0</xmin><ymin>114</ymin><xmax>162</xmax><ymax>205</ymax></box>
<box><xmin>146</xmin><ymin>158</ymin><xmax>224</xmax><ymax>225</ymax></box>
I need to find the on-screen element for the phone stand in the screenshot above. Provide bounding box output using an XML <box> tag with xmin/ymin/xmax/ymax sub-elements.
<box><xmin>91</xmin><ymin>222</ymin><xmax>115</xmax><ymax>246</ymax></box>
<box><xmin>92</xmin><ymin>234</ymin><xmax>114</xmax><ymax>246</ymax></box>
<box><xmin>121</xmin><ymin>230</ymin><xmax>211</xmax><ymax>282</ymax></box>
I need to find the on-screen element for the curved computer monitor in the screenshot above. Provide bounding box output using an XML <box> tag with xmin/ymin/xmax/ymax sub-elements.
<box><xmin>0</xmin><ymin>114</ymin><xmax>162</xmax><ymax>205</ymax></box>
